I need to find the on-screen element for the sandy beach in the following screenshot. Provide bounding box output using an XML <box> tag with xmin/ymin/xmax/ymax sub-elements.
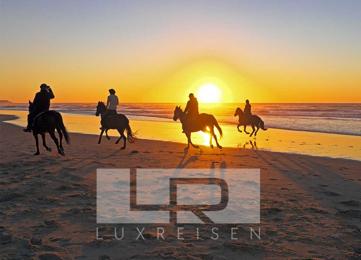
<box><xmin>1</xmin><ymin>114</ymin><xmax>360</xmax><ymax>259</ymax></box>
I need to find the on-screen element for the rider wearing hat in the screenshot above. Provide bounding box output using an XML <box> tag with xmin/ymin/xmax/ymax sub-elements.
<box><xmin>100</xmin><ymin>88</ymin><xmax>119</xmax><ymax>129</ymax></box>
<box><xmin>106</xmin><ymin>88</ymin><xmax>119</xmax><ymax>116</ymax></box>
<box><xmin>24</xmin><ymin>83</ymin><xmax>55</xmax><ymax>132</ymax></box>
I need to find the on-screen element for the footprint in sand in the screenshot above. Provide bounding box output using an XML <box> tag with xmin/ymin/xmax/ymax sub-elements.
<box><xmin>322</xmin><ymin>191</ymin><xmax>340</xmax><ymax>197</ymax></box>
<box><xmin>337</xmin><ymin>209</ymin><xmax>361</xmax><ymax>219</ymax></box>
<box><xmin>340</xmin><ymin>200</ymin><xmax>360</xmax><ymax>207</ymax></box>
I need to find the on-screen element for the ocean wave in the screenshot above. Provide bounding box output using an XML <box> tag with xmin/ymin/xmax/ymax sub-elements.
<box><xmin>1</xmin><ymin>103</ymin><xmax>361</xmax><ymax>136</ymax></box>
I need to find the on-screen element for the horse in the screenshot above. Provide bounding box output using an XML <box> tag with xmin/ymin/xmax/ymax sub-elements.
<box><xmin>173</xmin><ymin>106</ymin><xmax>223</xmax><ymax>150</ymax></box>
<box><xmin>28</xmin><ymin>101</ymin><xmax>70</xmax><ymax>155</ymax></box>
<box><xmin>234</xmin><ymin>107</ymin><xmax>267</xmax><ymax>137</ymax></box>
<box><xmin>95</xmin><ymin>102</ymin><xmax>134</xmax><ymax>149</ymax></box>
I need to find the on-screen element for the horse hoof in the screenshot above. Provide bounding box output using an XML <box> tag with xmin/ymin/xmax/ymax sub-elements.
<box><xmin>121</xmin><ymin>147</ymin><xmax>126</xmax><ymax>150</ymax></box>
<box><xmin>46</xmin><ymin>147</ymin><xmax>52</xmax><ymax>152</ymax></box>
<box><xmin>210</xmin><ymin>145</ymin><xmax>214</xmax><ymax>148</ymax></box>
<box><xmin>59</xmin><ymin>151</ymin><xmax>65</xmax><ymax>156</ymax></box>
<box><xmin>34</xmin><ymin>152</ymin><xmax>40</xmax><ymax>155</ymax></box>
<box><xmin>218</xmin><ymin>146</ymin><xmax>223</xmax><ymax>149</ymax></box>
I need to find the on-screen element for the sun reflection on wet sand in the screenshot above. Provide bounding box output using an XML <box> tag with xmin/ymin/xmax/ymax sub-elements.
<box><xmin>1</xmin><ymin>110</ymin><xmax>361</xmax><ymax>161</ymax></box>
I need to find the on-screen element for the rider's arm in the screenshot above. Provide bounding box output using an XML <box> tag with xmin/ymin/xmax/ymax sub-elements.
<box><xmin>48</xmin><ymin>87</ymin><xmax>55</xmax><ymax>99</ymax></box>
<box><xmin>106</xmin><ymin>96</ymin><xmax>110</xmax><ymax>108</ymax></box>
<box><xmin>184</xmin><ymin>101</ymin><xmax>190</xmax><ymax>113</ymax></box>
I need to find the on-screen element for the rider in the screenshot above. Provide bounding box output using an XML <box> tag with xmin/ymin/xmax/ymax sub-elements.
<box><xmin>106</xmin><ymin>88</ymin><xmax>119</xmax><ymax>116</ymax></box>
<box><xmin>244</xmin><ymin>99</ymin><xmax>252</xmax><ymax>121</ymax></box>
<box><xmin>183</xmin><ymin>93</ymin><xmax>199</xmax><ymax>132</ymax></box>
<box><xmin>100</xmin><ymin>88</ymin><xmax>119</xmax><ymax>129</ymax></box>
<box><xmin>24</xmin><ymin>83</ymin><xmax>55</xmax><ymax>132</ymax></box>
<box><xmin>184</xmin><ymin>93</ymin><xmax>199</xmax><ymax>118</ymax></box>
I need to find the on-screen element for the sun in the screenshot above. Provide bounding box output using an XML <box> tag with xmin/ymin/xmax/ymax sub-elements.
<box><xmin>196</xmin><ymin>83</ymin><xmax>221</xmax><ymax>103</ymax></box>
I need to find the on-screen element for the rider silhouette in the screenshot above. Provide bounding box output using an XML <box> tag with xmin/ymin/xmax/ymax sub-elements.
<box><xmin>106</xmin><ymin>88</ymin><xmax>119</xmax><ymax>116</ymax></box>
<box><xmin>244</xmin><ymin>99</ymin><xmax>252</xmax><ymax>121</ymax></box>
<box><xmin>184</xmin><ymin>93</ymin><xmax>199</xmax><ymax>118</ymax></box>
<box><xmin>183</xmin><ymin>93</ymin><xmax>199</xmax><ymax>132</ymax></box>
<box><xmin>24</xmin><ymin>83</ymin><xmax>54</xmax><ymax>132</ymax></box>
<box><xmin>100</xmin><ymin>88</ymin><xmax>119</xmax><ymax>130</ymax></box>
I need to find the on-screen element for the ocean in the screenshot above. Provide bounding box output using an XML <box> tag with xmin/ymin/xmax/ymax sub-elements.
<box><xmin>1</xmin><ymin>102</ymin><xmax>361</xmax><ymax>136</ymax></box>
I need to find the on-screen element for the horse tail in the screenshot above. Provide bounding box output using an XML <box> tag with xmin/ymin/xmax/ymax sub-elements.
<box><xmin>260</xmin><ymin>119</ymin><xmax>267</xmax><ymax>131</ymax></box>
<box><xmin>214</xmin><ymin>118</ymin><xmax>223</xmax><ymax>138</ymax></box>
<box><xmin>58</xmin><ymin>113</ymin><xmax>70</xmax><ymax>144</ymax></box>
<box><xmin>126</xmin><ymin>123</ymin><xmax>135</xmax><ymax>143</ymax></box>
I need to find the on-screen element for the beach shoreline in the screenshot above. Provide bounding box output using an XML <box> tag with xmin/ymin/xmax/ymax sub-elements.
<box><xmin>2</xmin><ymin>109</ymin><xmax>361</xmax><ymax>161</ymax></box>
<box><xmin>1</xmin><ymin>114</ymin><xmax>360</xmax><ymax>259</ymax></box>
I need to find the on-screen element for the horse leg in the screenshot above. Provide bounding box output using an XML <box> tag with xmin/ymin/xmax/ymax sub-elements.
<box><xmin>249</xmin><ymin>125</ymin><xmax>256</xmax><ymax>137</ymax></box>
<box><xmin>255</xmin><ymin>126</ymin><xmax>260</xmax><ymax>136</ymax></box>
<box><xmin>49</xmin><ymin>130</ymin><xmax>63</xmax><ymax>155</ymax></box>
<box><xmin>184</xmin><ymin>132</ymin><xmax>190</xmax><ymax>151</ymax></box>
<box><xmin>98</xmin><ymin>129</ymin><xmax>104</xmax><ymax>144</ymax></box>
<box><xmin>106</xmin><ymin>129</ymin><xmax>110</xmax><ymax>140</ymax></box>
<box><xmin>187</xmin><ymin>132</ymin><xmax>199</xmax><ymax>148</ymax></box>
<box><xmin>41</xmin><ymin>133</ymin><xmax>51</xmax><ymax>152</ymax></box>
<box><xmin>122</xmin><ymin>134</ymin><xmax>126</xmax><ymax>149</ymax></box>
<box><xmin>237</xmin><ymin>124</ymin><xmax>242</xmax><ymax>133</ymax></box>
<box><xmin>212</xmin><ymin>129</ymin><xmax>222</xmax><ymax>149</ymax></box>
<box><xmin>116</xmin><ymin>129</ymin><xmax>126</xmax><ymax>149</ymax></box>
<box><xmin>56</xmin><ymin>127</ymin><xmax>64</xmax><ymax>152</ymax></box>
<box><xmin>33</xmin><ymin>133</ymin><xmax>40</xmax><ymax>155</ymax></box>
<box><xmin>209</xmin><ymin>129</ymin><xmax>214</xmax><ymax>148</ymax></box>
<box><xmin>244</xmin><ymin>125</ymin><xmax>250</xmax><ymax>134</ymax></box>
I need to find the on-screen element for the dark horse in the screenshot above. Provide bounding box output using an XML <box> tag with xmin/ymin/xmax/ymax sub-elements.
<box><xmin>234</xmin><ymin>107</ymin><xmax>267</xmax><ymax>137</ymax></box>
<box><xmin>28</xmin><ymin>101</ymin><xmax>70</xmax><ymax>155</ymax></box>
<box><xmin>173</xmin><ymin>106</ymin><xmax>223</xmax><ymax>150</ymax></box>
<box><xmin>95</xmin><ymin>102</ymin><xmax>134</xmax><ymax>149</ymax></box>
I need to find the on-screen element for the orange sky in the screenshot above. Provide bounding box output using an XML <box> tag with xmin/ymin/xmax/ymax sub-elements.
<box><xmin>1</xmin><ymin>1</ymin><xmax>360</xmax><ymax>103</ymax></box>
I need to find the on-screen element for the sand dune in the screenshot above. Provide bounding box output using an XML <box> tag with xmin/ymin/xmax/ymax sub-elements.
<box><xmin>0</xmin><ymin>114</ymin><xmax>360</xmax><ymax>259</ymax></box>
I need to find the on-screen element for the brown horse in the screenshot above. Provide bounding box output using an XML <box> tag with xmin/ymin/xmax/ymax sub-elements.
<box><xmin>95</xmin><ymin>102</ymin><xmax>134</xmax><ymax>149</ymax></box>
<box><xmin>173</xmin><ymin>106</ymin><xmax>222</xmax><ymax>150</ymax></box>
<box><xmin>234</xmin><ymin>107</ymin><xmax>267</xmax><ymax>137</ymax></box>
<box><xmin>28</xmin><ymin>101</ymin><xmax>70</xmax><ymax>155</ymax></box>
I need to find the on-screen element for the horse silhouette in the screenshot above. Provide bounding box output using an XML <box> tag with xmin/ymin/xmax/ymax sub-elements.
<box><xmin>95</xmin><ymin>102</ymin><xmax>134</xmax><ymax>149</ymax></box>
<box><xmin>28</xmin><ymin>101</ymin><xmax>70</xmax><ymax>155</ymax></box>
<box><xmin>173</xmin><ymin>106</ymin><xmax>222</xmax><ymax>150</ymax></box>
<box><xmin>234</xmin><ymin>107</ymin><xmax>267</xmax><ymax>137</ymax></box>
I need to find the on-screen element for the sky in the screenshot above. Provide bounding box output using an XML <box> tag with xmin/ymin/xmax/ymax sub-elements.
<box><xmin>0</xmin><ymin>0</ymin><xmax>360</xmax><ymax>103</ymax></box>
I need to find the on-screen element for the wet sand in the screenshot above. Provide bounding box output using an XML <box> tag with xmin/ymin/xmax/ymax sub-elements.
<box><xmin>0</xmin><ymin>114</ymin><xmax>360</xmax><ymax>259</ymax></box>
<box><xmin>2</xmin><ymin>109</ymin><xmax>361</xmax><ymax>161</ymax></box>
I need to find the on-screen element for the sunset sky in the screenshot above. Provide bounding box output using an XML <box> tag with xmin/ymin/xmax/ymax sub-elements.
<box><xmin>1</xmin><ymin>0</ymin><xmax>360</xmax><ymax>103</ymax></box>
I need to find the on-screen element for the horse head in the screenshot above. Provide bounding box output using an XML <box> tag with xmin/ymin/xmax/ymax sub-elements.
<box><xmin>28</xmin><ymin>100</ymin><xmax>34</xmax><ymax>112</ymax></box>
<box><xmin>234</xmin><ymin>107</ymin><xmax>243</xmax><ymax>117</ymax></box>
<box><xmin>96</xmin><ymin>101</ymin><xmax>106</xmax><ymax>116</ymax></box>
<box><xmin>173</xmin><ymin>106</ymin><xmax>183</xmax><ymax>121</ymax></box>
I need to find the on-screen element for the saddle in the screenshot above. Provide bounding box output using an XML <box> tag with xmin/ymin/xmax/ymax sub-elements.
<box><xmin>183</xmin><ymin>113</ymin><xmax>200</xmax><ymax>131</ymax></box>
<box><xmin>244</xmin><ymin>113</ymin><xmax>252</xmax><ymax>124</ymax></box>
